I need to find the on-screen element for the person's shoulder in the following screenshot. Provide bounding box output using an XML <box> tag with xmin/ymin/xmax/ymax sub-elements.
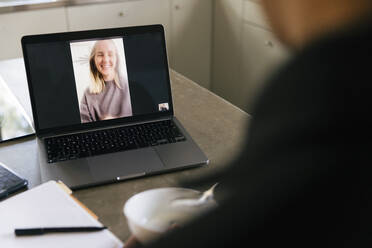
<box><xmin>81</xmin><ymin>88</ymin><xmax>89</xmax><ymax>97</ymax></box>
<box><xmin>115</xmin><ymin>78</ymin><xmax>126</xmax><ymax>90</ymax></box>
<box><xmin>82</xmin><ymin>87</ymin><xmax>99</xmax><ymax>101</ymax></box>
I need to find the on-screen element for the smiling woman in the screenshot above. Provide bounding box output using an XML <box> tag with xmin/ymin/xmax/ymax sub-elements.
<box><xmin>71</xmin><ymin>38</ymin><xmax>133</xmax><ymax>123</ymax></box>
<box><xmin>89</xmin><ymin>40</ymin><xmax>122</xmax><ymax>94</ymax></box>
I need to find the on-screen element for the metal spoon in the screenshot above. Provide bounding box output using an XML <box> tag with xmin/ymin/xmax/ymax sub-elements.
<box><xmin>171</xmin><ymin>183</ymin><xmax>219</xmax><ymax>207</ymax></box>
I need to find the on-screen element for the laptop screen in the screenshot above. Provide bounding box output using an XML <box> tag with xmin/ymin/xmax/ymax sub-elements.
<box><xmin>22</xmin><ymin>25</ymin><xmax>173</xmax><ymax>135</ymax></box>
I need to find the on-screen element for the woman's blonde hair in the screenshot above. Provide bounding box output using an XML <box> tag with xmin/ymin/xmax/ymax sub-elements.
<box><xmin>89</xmin><ymin>40</ymin><xmax>122</xmax><ymax>94</ymax></box>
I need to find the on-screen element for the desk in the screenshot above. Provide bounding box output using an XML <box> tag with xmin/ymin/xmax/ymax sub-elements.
<box><xmin>0</xmin><ymin>58</ymin><xmax>250</xmax><ymax>241</ymax></box>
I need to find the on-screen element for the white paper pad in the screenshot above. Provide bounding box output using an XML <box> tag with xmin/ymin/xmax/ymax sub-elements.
<box><xmin>0</xmin><ymin>181</ymin><xmax>123</xmax><ymax>248</ymax></box>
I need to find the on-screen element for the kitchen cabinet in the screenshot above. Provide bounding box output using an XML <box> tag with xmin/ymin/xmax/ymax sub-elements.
<box><xmin>67</xmin><ymin>0</ymin><xmax>212</xmax><ymax>89</ymax></box>
<box><xmin>212</xmin><ymin>0</ymin><xmax>289</xmax><ymax>113</ymax></box>
<box><xmin>66</xmin><ymin>0</ymin><xmax>171</xmax><ymax>50</ymax></box>
<box><xmin>0</xmin><ymin>0</ymin><xmax>212</xmax><ymax>90</ymax></box>
<box><xmin>212</xmin><ymin>0</ymin><xmax>244</xmax><ymax>110</ymax></box>
<box><xmin>170</xmin><ymin>0</ymin><xmax>213</xmax><ymax>89</ymax></box>
<box><xmin>0</xmin><ymin>7</ymin><xmax>68</xmax><ymax>60</ymax></box>
<box><xmin>240</xmin><ymin>23</ymin><xmax>287</xmax><ymax>111</ymax></box>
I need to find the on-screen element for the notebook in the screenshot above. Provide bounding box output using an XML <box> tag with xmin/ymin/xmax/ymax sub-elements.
<box><xmin>21</xmin><ymin>25</ymin><xmax>208</xmax><ymax>190</ymax></box>
<box><xmin>0</xmin><ymin>180</ymin><xmax>123</xmax><ymax>248</ymax></box>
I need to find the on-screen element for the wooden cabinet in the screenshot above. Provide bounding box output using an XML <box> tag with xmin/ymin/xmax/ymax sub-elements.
<box><xmin>0</xmin><ymin>7</ymin><xmax>68</xmax><ymax>60</ymax></box>
<box><xmin>170</xmin><ymin>0</ymin><xmax>213</xmax><ymax>89</ymax></box>
<box><xmin>212</xmin><ymin>0</ymin><xmax>289</xmax><ymax>113</ymax></box>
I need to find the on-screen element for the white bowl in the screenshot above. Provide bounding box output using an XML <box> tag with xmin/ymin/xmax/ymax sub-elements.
<box><xmin>123</xmin><ymin>187</ymin><xmax>216</xmax><ymax>244</ymax></box>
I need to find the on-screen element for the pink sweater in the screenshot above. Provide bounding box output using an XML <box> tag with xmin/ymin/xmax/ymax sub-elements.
<box><xmin>80</xmin><ymin>80</ymin><xmax>132</xmax><ymax>123</ymax></box>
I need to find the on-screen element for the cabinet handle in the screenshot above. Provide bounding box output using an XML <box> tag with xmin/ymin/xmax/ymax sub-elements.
<box><xmin>265</xmin><ymin>40</ymin><xmax>274</xmax><ymax>47</ymax></box>
<box><xmin>118</xmin><ymin>11</ymin><xmax>124</xmax><ymax>17</ymax></box>
<box><xmin>174</xmin><ymin>5</ymin><xmax>180</xmax><ymax>10</ymax></box>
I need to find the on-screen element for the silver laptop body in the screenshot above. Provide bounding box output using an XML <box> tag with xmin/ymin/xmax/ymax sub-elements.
<box><xmin>22</xmin><ymin>25</ymin><xmax>208</xmax><ymax>189</ymax></box>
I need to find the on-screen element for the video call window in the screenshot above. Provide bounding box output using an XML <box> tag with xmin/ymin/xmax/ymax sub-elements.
<box><xmin>25</xmin><ymin>31</ymin><xmax>172</xmax><ymax>131</ymax></box>
<box><xmin>158</xmin><ymin>103</ymin><xmax>169</xmax><ymax>111</ymax></box>
<box><xmin>70</xmin><ymin>38</ymin><xmax>133</xmax><ymax>123</ymax></box>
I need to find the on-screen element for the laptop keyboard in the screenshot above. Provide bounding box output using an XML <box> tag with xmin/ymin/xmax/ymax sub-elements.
<box><xmin>45</xmin><ymin>120</ymin><xmax>186</xmax><ymax>164</ymax></box>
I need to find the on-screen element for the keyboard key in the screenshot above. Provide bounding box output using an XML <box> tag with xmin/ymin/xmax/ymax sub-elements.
<box><xmin>45</xmin><ymin>120</ymin><xmax>187</xmax><ymax>163</ymax></box>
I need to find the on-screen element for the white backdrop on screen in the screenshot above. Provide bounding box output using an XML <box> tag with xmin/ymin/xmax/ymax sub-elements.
<box><xmin>70</xmin><ymin>38</ymin><xmax>128</xmax><ymax>107</ymax></box>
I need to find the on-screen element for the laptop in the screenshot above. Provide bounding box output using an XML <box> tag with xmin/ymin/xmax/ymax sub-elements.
<box><xmin>21</xmin><ymin>25</ymin><xmax>208</xmax><ymax>190</ymax></box>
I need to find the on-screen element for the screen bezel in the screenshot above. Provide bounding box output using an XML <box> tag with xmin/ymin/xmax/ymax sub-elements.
<box><xmin>21</xmin><ymin>25</ymin><xmax>174</xmax><ymax>137</ymax></box>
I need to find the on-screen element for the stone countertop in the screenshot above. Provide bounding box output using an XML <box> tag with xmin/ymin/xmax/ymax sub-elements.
<box><xmin>74</xmin><ymin>70</ymin><xmax>250</xmax><ymax>241</ymax></box>
<box><xmin>0</xmin><ymin>0</ymin><xmax>129</xmax><ymax>14</ymax></box>
<box><xmin>0</xmin><ymin>58</ymin><xmax>250</xmax><ymax>242</ymax></box>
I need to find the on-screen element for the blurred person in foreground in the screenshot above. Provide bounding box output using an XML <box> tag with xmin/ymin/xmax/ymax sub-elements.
<box><xmin>127</xmin><ymin>0</ymin><xmax>372</xmax><ymax>247</ymax></box>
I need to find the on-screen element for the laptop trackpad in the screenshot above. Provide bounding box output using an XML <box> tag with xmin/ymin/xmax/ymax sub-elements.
<box><xmin>88</xmin><ymin>148</ymin><xmax>164</xmax><ymax>181</ymax></box>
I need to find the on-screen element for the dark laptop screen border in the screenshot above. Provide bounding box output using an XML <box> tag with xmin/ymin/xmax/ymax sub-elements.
<box><xmin>22</xmin><ymin>25</ymin><xmax>174</xmax><ymax>137</ymax></box>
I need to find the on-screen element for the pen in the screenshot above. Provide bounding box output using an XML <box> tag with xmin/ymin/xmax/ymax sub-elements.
<box><xmin>15</xmin><ymin>226</ymin><xmax>107</xmax><ymax>236</ymax></box>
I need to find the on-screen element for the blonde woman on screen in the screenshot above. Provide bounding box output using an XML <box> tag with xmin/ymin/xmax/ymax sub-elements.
<box><xmin>80</xmin><ymin>39</ymin><xmax>132</xmax><ymax>123</ymax></box>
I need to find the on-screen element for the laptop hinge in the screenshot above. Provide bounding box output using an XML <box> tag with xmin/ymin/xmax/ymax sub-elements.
<box><xmin>38</xmin><ymin>116</ymin><xmax>174</xmax><ymax>139</ymax></box>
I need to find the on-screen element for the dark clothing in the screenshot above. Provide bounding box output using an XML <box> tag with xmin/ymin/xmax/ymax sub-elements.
<box><xmin>150</xmin><ymin>20</ymin><xmax>372</xmax><ymax>247</ymax></box>
<box><xmin>80</xmin><ymin>80</ymin><xmax>132</xmax><ymax>123</ymax></box>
